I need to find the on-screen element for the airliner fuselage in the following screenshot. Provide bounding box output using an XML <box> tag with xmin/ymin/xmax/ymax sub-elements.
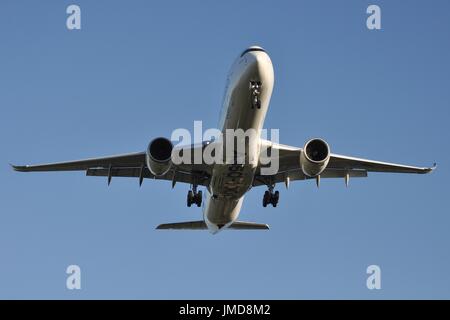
<box><xmin>204</xmin><ymin>46</ymin><xmax>274</xmax><ymax>233</ymax></box>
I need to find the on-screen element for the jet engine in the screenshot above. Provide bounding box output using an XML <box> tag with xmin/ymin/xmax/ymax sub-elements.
<box><xmin>300</xmin><ymin>138</ymin><xmax>330</xmax><ymax>177</ymax></box>
<box><xmin>146</xmin><ymin>137</ymin><xmax>173</xmax><ymax>176</ymax></box>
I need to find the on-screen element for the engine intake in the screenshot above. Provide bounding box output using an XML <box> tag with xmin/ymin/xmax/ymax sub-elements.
<box><xmin>300</xmin><ymin>138</ymin><xmax>330</xmax><ymax>177</ymax></box>
<box><xmin>146</xmin><ymin>137</ymin><xmax>173</xmax><ymax>176</ymax></box>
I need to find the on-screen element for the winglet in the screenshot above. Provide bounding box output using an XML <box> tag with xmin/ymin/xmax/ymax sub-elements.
<box><xmin>426</xmin><ymin>162</ymin><xmax>437</xmax><ymax>173</ymax></box>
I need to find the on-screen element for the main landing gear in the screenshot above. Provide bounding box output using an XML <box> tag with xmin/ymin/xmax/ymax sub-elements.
<box><xmin>263</xmin><ymin>185</ymin><xmax>279</xmax><ymax>207</ymax></box>
<box><xmin>250</xmin><ymin>81</ymin><xmax>262</xmax><ymax>109</ymax></box>
<box><xmin>187</xmin><ymin>184</ymin><xmax>202</xmax><ymax>207</ymax></box>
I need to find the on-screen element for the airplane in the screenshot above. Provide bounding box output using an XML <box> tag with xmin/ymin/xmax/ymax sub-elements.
<box><xmin>12</xmin><ymin>46</ymin><xmax>435</xmax><ymax>234</ymax></box>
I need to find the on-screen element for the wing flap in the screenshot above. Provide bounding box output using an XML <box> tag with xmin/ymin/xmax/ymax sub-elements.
<box><xmin>86</xmin><ymin>167</ymin><xmax>150</xmax><ymax>178</ymax></box>
<box><xmin>253</xmin><ymin>168</ymin><xmax>367</xmax><ymax>186</ymax></box>
<box><xmin>86</xmin><ymin>167</ymin><xmax>209</xmax><ymax>186</ymax></box>
<box><xmin>321</xmin><ymin>168</ymin><xmax>368</xmax><ymax>178</ymax></box>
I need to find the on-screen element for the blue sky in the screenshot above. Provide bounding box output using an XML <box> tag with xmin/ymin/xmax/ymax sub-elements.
<box><xmin>0</xmin><ymin>0</ymin><xmax>449</xmax><ymax>299</ymax></box>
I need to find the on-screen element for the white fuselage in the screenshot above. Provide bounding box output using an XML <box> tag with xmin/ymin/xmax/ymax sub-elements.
<box><xmin>203</xmin><ymin>47</ymin><xmax>274</xmax><ymax>233</ymax></box>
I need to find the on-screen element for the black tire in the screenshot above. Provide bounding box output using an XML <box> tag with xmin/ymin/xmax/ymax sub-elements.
<box><xmin>196</xmin><ymin>190</ymin><xmax>203</xmax><ymax>207</ymax></box>
<box><xmin>187</xmin><ymin>190</ymin><xmax>193</xmax><ymax>207</ymax></box>
<box><xmin>274</xmin><ymin>191</ymin><xmax>279</xmax><ymax>202</ymax></box>
<box><xmin>263</xmin><ymin>191</ymin><xmax>270</xmax><ymax>207</ymax></box>
<box><xmin>272</xmin><ymin>191</ymin><xmax>279</xmax><ymax>207</ymax></box>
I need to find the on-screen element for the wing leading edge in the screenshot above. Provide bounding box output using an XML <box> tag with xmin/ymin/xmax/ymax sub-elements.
<box><xmin>11</xmin><ymin>152</ymin><xmax>146</xmax><ymax>172</ymax></box>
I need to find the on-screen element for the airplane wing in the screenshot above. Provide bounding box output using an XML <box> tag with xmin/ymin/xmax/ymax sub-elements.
<box><xmin>11</xmin><ymin>152</ymin><xmax>146</xmax><ymax>172</ymax></box>
<box><xmin>327</xmin><ymin>154</ymin><xmax>436</xmax><ymax>174</ymax></box>
<box><xmin>254</xmin><ymin>140</ymin><xmax>435</xmax><ymax>186</ymax></box>
<box><xmin>12</xmin><ymin>147</ymin><xmax>211</xmax><ymax>186</ymax></box>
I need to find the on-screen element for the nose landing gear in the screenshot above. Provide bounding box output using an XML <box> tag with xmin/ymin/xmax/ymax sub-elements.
<box><xmin>250</xmin><ymin>81</ymin><xmax>262</xmax><ymax>109</ymax></box>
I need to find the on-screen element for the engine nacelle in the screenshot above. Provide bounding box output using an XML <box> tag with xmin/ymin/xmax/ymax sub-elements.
<box><xmin>300</xmin><ymin>138</ymin><xmax>330</xmax><ymax>177</ymax></box>
<box><xmin>146</xmin><ymin>137</ymin><xmax>173</xmax><ymax>176</ymax></box>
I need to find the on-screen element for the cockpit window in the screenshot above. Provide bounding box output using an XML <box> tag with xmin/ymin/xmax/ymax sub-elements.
<box><xmin>240</xmin><ymin>47</ymin><xmax>266</xmax><ymax>57</ymax></box>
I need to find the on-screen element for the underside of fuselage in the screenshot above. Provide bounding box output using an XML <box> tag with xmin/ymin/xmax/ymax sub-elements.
<box><xmin>204</xmin><ymin>46</ymin><xmax>275</xmax><ymax>233</ymax></box>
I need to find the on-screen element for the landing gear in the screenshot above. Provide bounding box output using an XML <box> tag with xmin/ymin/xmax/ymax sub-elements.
<box><xmin>250</xmin><ymin>81</ymin><xmax>262</xmax><ymax>109</ymax></box>
<box><xmin>263</xmin><ymin>187</ymin><xmax>279</xmax><ymax>207</ymax></box>
<box><xmin>187</xmin><ymin>185</ymin><xmax>202</xmax><ymax>207</ymax></box>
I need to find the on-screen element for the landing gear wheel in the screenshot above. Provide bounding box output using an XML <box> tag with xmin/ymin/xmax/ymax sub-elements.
<box><xmin>250</xmin><ymin>81</ymin><xmax>262</xmax><ymax>109</ymax></box>
<box><xmin>253</xmin><ymin>96</ymin><xmax>261</xmax><ymax>109</ymax></box>
<box><xmin>263</xmin><ymin>190</ymin><xmax>270</xmax><ymax>207</ymax></box>
<box><xmin>187</xmin><ymin>190</ymin><xmax>193</xmax><ymax>207</ymax></box>
<box><xmin>187</xmin><ymin>188</ymin><xmax>202</xmax><ymax>207</ymax></box>
<box><xmin>195</xmin><ymin>190</ymin><xmax>202</xmax><ymax>207</ymax></box>
<box><xmin>262</xmin><ymin>189</ymin><xmax>279</xmax><ymax>207</ymax></box>
<box><xmin>273</xmin><ymin>191</ymin><xmax>279</xmax><ymax>207</ymax></box>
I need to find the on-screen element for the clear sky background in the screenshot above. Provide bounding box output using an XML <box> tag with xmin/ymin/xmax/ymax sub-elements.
<box><xmin>0</xmin><ymin>0</ymin><xmax>449</xmax><ymax>299</ymax></box>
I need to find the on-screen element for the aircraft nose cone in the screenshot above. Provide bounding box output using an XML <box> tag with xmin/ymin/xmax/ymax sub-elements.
<box><xmin>246</xmin><ymin>47</ymin><xmax>271</xmax><ymax>72</ymax></box>
<box><xmin>241</xmin><ymin>45</ymin><xmax>266</xmax><ymax>57</ymax></box>
<box><xmin>248</xmin><ymin>45</ymin><xmax>265</xmax><ymax>51</ymax></box>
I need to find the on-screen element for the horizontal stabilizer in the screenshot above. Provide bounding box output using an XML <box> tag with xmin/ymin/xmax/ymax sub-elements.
<box><xmin>156</xmin><ymin>220</ymin><xmax>207</xmax><ymax>230</ymax></box>
<box><xmin>228</xmin><ymin>221</ymin><xmax>269</xmax><ymax>230</ymax></box>
<box><xmin>156</xmin><ymin>220</ymin><xmax>269</xmax><ymax>230</ymax></box>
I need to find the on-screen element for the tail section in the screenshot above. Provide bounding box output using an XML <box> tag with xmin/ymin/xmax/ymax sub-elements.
<box><xmin>156</xmin><ymin>220</ymin><xmax>269</xmax><ymax>231</ymax></box>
